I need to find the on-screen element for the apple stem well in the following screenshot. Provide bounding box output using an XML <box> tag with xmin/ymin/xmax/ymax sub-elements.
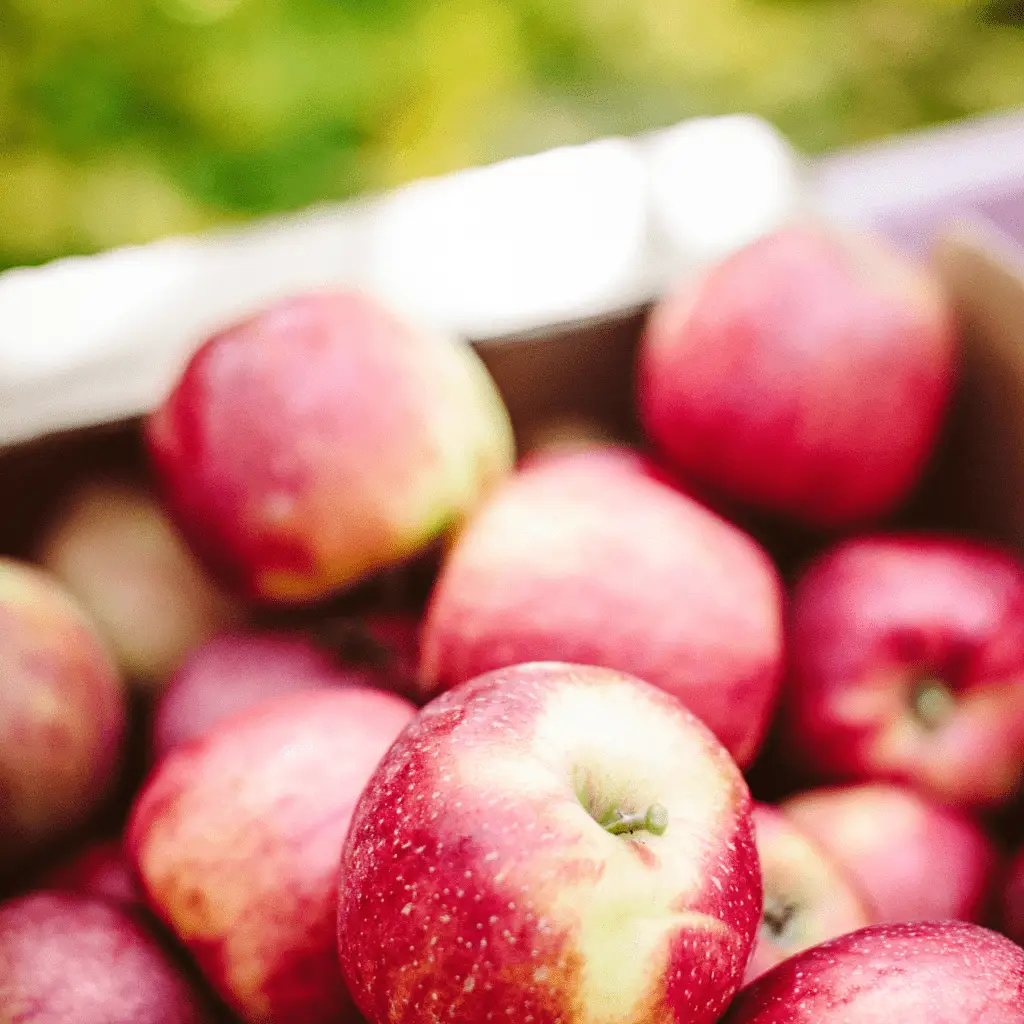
<box><xmin>911</xmin><ymin>676</ymin><xmax>957</xmax><ymax>732</ymax></box>
<box><xmin>761</xmin><ymin>897</ymin><xmax>797</xmax><ymax>940</ymax></box>
<box><xmin>601</xmin><ymin>803</ymin><xmax>670</xmax><ymax>837</ymax></box>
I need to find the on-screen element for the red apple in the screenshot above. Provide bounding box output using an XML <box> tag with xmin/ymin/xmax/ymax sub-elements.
<box><xmin>0</xmin><ymin>891</ymin><xmax>215</xmax><ymax>1023</ymax></box>
<box><xmin>36</xmin><ymin>477</ymin><xmax>241</xmax><ymax>689</ymax></box>
<box><xmin>782</xmin><ymin>783</ymin><xmax>998</xmax><ymax>925</ymax></box>
<box><xmin>1002</xmin><ymin>847</ymin><xmax>1024</xmax><ymax>947</ymax></box>
<box><xmin>0</xmin><ymin>558</ymin><xmax>126</xmax><ymax>873</ymax></box>
<box><xmin>35</xmin><ymin>838</ymin><xmax>142</xmax><ymax>909</ymax></box>
<box><xmin>783</xmin><ymin>535</ymin><xmax>1024</xmax><ymax>808</ymax></box>
<box><xmin>418</xmin><ymin>447</ymin><xmax>784</xmax><ymax>767</ymax></box>
<box><xmin>146</xmin><ymin>290</ymin><xmax>515</xmax><ymax>604</ymax></box>
<box><xmin>130</xmin><ymin>687</ymin><xmax>416</xmax><ymax>1024</ymax></box>
<box><xmin>637</xmin><ymin>224</ymin><xmax>957</xmax><ymax>528</ymax></box>
<box><xmin>745</xmin><ymin>803</ymin><xmax>873</xmax><ymax>983</ymax></box>
<box><xmin>722</xmin><ymin>921</ymin><xmax>1024</xmax><ymax>1023</ymax></box>
<box><xmin>338</xmin><ymin>662</ymin><xmax>763</xmax><ymax>1024</ymax></box>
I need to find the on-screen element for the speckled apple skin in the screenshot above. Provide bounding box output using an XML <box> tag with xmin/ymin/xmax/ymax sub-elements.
<box><xmin>782</xmin><ymin>783</ymin><xmax>998</xmax><ymax>925</ymax></box>
<box><xmin>146</xmin><ymin>290</ymin><xmax>515</xmax><ymax>604</ymax></box>
<box><xmin>721</xmin><ymin>921</ymin><xmax>1024</xmax><ymax>1023</ymax></box>
<box><xmin>745</xmin><ymin>804</ymin><xmax>873</xmax><ymax>984</ymax></box>
<box><xmin>637</xmin><ymin>224</ymin><xmax>957</xmax><ymax>528</ymax></box>
<box><xmin>0</xmin><ymin>891</ymin><xmax>214</xmax><ymax>1023</ymax></box>
<box><xmin>1003</xmin><ymin>848</ymin><xmax>1024</xmax><ymax>946</ymax></box>
<box><xmin>784</xmin><ymin>536</ymin><xmax>1024</xmax><ymax>808</ymax></box>
<box><xmin>129</xmin><ymin>687</ymin><xmax>416</xmax><ymax>1024</ymax></box>
<box><xmin>0</xmin><ymin>558</ymin><xmax>126</xmax><ymax>871</ymax></box>
<box><xmin>338</xmin><ymin>663</ymin><xmax>762</xmax><ymax>1024</ymax></box>
<box><xmin>38</xmin><ymin>838</ymin><xmax>143</xmax><ymax>909</ymax></box>
<box><xmin>418</xmin><ymin>447</ymin><xmax>784</xmax><ymax>768</ymax></box>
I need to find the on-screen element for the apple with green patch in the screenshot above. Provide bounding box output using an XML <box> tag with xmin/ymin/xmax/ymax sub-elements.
<box><xmin>338</xmin><ymin>662</ymin><xmax>762</xmax><ymax>1024</ymax></box>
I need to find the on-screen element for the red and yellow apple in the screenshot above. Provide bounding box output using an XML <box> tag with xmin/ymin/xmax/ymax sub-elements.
<box><xmin>146</xmin><ymin>290</ymin><xmax>515</xmax><ymax>603</ymax></box>
<box><xmin>419</xmin><ymin>447</ymin><xmax>784</xmax><ymax>767</ymax></box>
<box><xmin>637</xmin><ymin>223</ymin><xmax>957</xmax><ymax>528</ymax></box>
<box><xmin>338</xmin><ymin>662</ymin><xmax>763</xmax><ymax>1024</ymax></box>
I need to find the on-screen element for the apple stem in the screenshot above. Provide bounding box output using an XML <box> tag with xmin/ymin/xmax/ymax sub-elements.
<box><xmin>912</xmin><ymin>677</ymin><xmax>956</xmax><ymax>732</ymax></box>
<box><xmin>603</xmin><ymin>803</ymin><xmax>669</xmax><ymax>837</ymax></box>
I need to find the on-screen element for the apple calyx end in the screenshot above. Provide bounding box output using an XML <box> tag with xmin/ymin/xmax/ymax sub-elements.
<box><xmin>910</xmin><ymin>676</ymin><xmax>956</xmax><ymax>732</ymax></box>
<box><xmin>603</xmin><ymin>802</ymin><xmax>669</xmax><ymax>837</ymax></box>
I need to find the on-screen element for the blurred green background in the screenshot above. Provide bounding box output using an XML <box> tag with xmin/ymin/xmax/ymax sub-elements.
<box><xmin>1</xmin><ymin>0</ymin><xmax>1022</xmax><ymax>272</ymax></box>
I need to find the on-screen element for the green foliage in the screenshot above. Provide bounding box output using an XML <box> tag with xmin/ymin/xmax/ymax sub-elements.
<box><xmin>1</xmin><ymin>0</ymin><xmax>1022</xmax><ymax>270</ymax></box>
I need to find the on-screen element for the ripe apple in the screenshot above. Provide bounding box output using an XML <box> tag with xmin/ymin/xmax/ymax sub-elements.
<box><xmin>1002</xmin><ymin>847</ymin><xmax>1024</xmax><ymax>947</ymax></box>
<box><xmin>130</xmin><ymin>687</ymin><xmax>416</xmax><ymax>1024</ymax></box>
<box><xmin>146</xmin><ymin>290</ymin><xmax>515</xmax><ymax>604</ymax></box>
<box><xmin>0</xmin><ymin>891</ymin><xmax>215</xmax><ymax>1023</ymax></box>
<box><xmin>418</xmin><ymin>446</ymin><xmax>784</xmax><ymax>767</ymax></box>
<box><xmin>637</xmin><ymin>223</ymin><xmax>957</xmax><ymax>528</ymax></box>
<box><xmin>36</xmin><ymin>837</ymin><xmax>142</xmax><ymax>909</ymax></box>
<box><xmin>783</xmin><ymin>535</ymin><xmax>1024</xmax><ymax>808</ymax></box>
<box><xmin>0</xmin><ymin>558</ymin><xmax>126</xmax><ymax>873</ymax></box>
<box><xmin>746</xmin><ymin>803</ymin><xmax>873</xmax><ymax>983</ymax></box>
<box><xmin>36</xmin><ymin>477</ymin><xmax>241</xmax><ymax>688</ymax></box>
<box><xmin>721</xmin><ymin>920</ymin><xmax>1024</xmax><ymax>1023</ymax></box>
<box><xmin>338</xmin><ymin>662</ymin><xmax>763</xmax><ymax>1024</ymax></box>
<box><xmin>782</xmin><ymin>783</ymin><xmax>998</xmax><ymax>924</ymax></box>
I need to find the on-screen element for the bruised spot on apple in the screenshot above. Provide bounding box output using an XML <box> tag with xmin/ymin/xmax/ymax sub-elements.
<box><xmin>784</xmin><ymin>535</ymin><xmax>1024</xmax><ymax>808</ymax></box>
<box><xmin>745</xmin><ymin>804</ymin><xmax>873</xmax><ymax>984</ymax></box>
<box><xmin>721</xmin><ymin>921</ymin><xmax>1024</xmax><ymax>1024</ymax></box>
<box><xmin>338</xmin><ymin>662</ymin><xmax>763</xmax><ymax>1024</ymax></box>
<box><xmin>418</xmin><ymin>446</ymin><xmax>784</xmax><ymax>767</ymax></box>
<box><xmin>129</xmin><ymin>687</ymin><xmax>416</xmax><ymax>1024</ymax></box>
<box><xmin>146</xmin><ymin>290</ymin><xmax>515</xmax><ymax>604</ymax></box>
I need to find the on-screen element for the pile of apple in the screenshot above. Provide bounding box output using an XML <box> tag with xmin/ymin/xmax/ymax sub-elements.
<box><xmin>1</xmin><ymin>224</ymin><xmax>1023</xmax><ymax>1024</ymax></box>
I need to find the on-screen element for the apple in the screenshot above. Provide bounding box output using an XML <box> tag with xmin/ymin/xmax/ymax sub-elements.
<box><xmin>0</xmin><ymin>558</ymin><xmax>126</xmax><ymax>873</ymax></box>
<box><xmin>146</xmin><ymin>290</ymin><xmax>515</xmax><ymax>604</ymax></box>
<box><xmin>152</xmin><ymin>629</ymin><xmax>359</xmax><ymax>758</ymax></box>
<box><xmin>130</xmin><ymin>686</ymin><xmax>416</xmax><ymax>1024</ymax></box>
<box><xmin>1002</xmin><ymin>847</ymin><xmax>1024</xmax><ymax>947</ymax></box>
<box><xmin>418</xmin><ymin>446</ymin><xmax>784</xmax><ymax>767</ymax></box>
<box><xmin>0</xmin><ymin>891</ymin><xmax>215</xmax><ymax>1023</ymax></box>
<box><xmin>783</xmin><ymin>535</ymin><xmax>1024</xmax><ymax>808</ymax></box>
<box><xmin>721</xmin><ymin>920</ymin><xmax>1024</xmax><ymax>1023</ymax></box>
<box><xmin>637</xmin><ymin>223</ymin><xmax>957</xmax><ymax>528</ymax></box>
<box><xmin>338</xmin><ymin>662</ymin><xmax>763</xmax><ymax>1024</ymax></box>
<box><xmin>34</xmin><ymin>838</ymin><xmax>142</xmax><ymax>909</ymax></box>
<box><xmin>782</xmin><ymin>783</ymin><xmax>998</xmax><ymax>925</ymax></box>
<box><xmin>745</xmin><ymin>803</ymin><xmax>873</xmax><ymax>983</ymax></box>
<box><xmin>36</xmin><ymin>477</ymin><xmax>241</xmax><ymax>688</ymax></box>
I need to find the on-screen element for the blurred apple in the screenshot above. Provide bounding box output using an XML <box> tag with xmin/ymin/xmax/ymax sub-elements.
<box><xmin>146</xmin><ymin>291</ymin><xmax>514</xmax><ymax>603</ymax></box>
<box><xmin>746</xmin><ymin>803</ymin><xmax>873</xmax><ymax>983</ymax></box>
<box><xmin>0</xmin><ymin>558</ymin><xmax>126</xmax><ymax>873</ymax></box>
<box><xmin>36</xmin><ymin>477</ymin><xmax>241</xmax><ymax>688</ymax></box>
<box><xmin>782</xmin><ymin>783</ymin><xmax>998</xmax><ymax>924</ymax></box>
<box><xmin>1002</xmin><ymin>847</ymin><xmax>1024</xmax><ymax>947</ymax></box>
<box><xmin>35</xmin><ymin>838</ymin><xmax>142</xmax><ymax>909</ymax></box>
<box><xmin>419</xmin><ymin>446</ymin><xmax>784</xmax><ymax>767</ymax></box>
<box><xmin>130</xmin><ymin>687</ymin><xmax>416</xmax><ymax>1024</ymax></box>
<box><xmin>0</xmin><ymin>891</ymin><xmax>215</xmax><ymax>1023</ymax></box>
<box><xmin>722</xmin><ymin>921</ymin><xmax>1024</xmax><ymax>1023</ymax></box>
<box><xmin>783</xmin><ymin>535</ymin><xmax>1024</xmax><ymax>808</ymax></box>
<box><xmin>637</xmin><ymin>223</ymin><xmax>957</xmax><ymax>528</ymax></box>
<box><xmin>339</xmin><ymin>662</ymin><xmax>763</xmax><ymax>1024</ymax></box>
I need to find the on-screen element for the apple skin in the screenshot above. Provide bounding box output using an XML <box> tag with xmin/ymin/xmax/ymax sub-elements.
<box><xmin>745</xmin><ymin>803</ymin><xmax>873</xmax><ymax>983</ymax></box>
<box><xmin>418</xmin><ymin>447</ymin><xmax>784</xmax><ymax>767</ymax></box>
<box><xmin>36</xmin><ymin>838</ymin><xmax>143</xmax><ymax>909</ymax></box>
<box><xmin>36</xmin><ymin>477</ymin><xmax>241</xmax><ymax>689</ymax></box>
<box><xmin>0</xmin><ymin>558</ymin><xmax>126</xmax><ymax>873</ymax></box>
<box><xmin>0</xmin><ymin>891</ymin><xmax>215</xmax><ymax>1023</ymax></box>
<box><xmin>146</xmin><ymin>290</ymin><xmax>515</xmax><ymax>604</ymax></box>
<box><xmin>637</xmin><ymin>224</ymin><xmax>957</xmax><ymax>528</ymax></box>
<box><xmin>129</xmin><ymin>687</ymin><xmax>416</xmax><ymax>1024</ymax></box>
<box><xmin>782</xmin><ymin>783</ymin><xmax>998</xmax><ymax>925</ymax></box>
<box><xmin>783</xmin><ymin>534</ymin><xmax>1024</xmax><ymax>808</ymax></box>
<box><xmin>1002</xmin><ymin>847</ymin><xmax>1024</xmax><ymax>947</ymax></box>
<box><xmin>338</xmin><ymin>662</ymin><xmax>763</xmax><ymax>1024</ymax></box>
<box><xmin>721</xmin><ymin>920</ymin><xmax>1024</xmax><ymax>1023</ymax></box>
